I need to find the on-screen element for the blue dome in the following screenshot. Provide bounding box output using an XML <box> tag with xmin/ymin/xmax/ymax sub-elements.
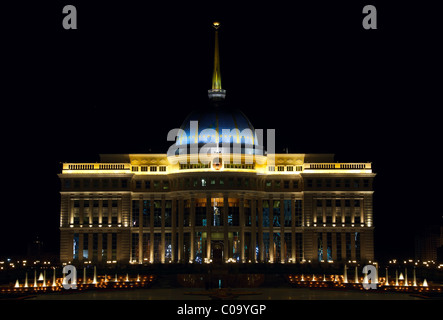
<box><xmin>177</xmin><ymin>107</ymin><xmax>262</xmax><ymax>154</ymax></box>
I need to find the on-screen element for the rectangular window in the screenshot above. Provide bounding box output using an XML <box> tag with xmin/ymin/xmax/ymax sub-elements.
<box><xmin>143</xmin><ymin>200</ymin><xmax>150</xmax><ymax>227</ymax></box>
<box><xmin>153</xmin><ymin>234</ymin><xmax>161</xmax><ymax>262</ymax></box>
<box><xmin>262</xmin><ymin>200</ymin><xmax>270</xmax><ymax>227</ymax></box>
<box><xmin>284</xmin><ymin>233</ymin><xmax>292</xmax><ymax>262</ymax></box>
<box><xmin>295</xmin><ymin>200</ymin><xmax>303</xmax><ymax>227</ymax></box>
<box><xmin>228</xmin><ymin>200</ymin><xmax>239</xmax><ymax>226</ymax></box>
<box><xmin>277</xmin><ymin>166</ymin><xmax>285</xmax><ymax>172</ymax></box>
<box><xmin>159</xmin><ymin>166</ymin><xmax>167</xmax><ymax>172</ymax></box>
<box><xmin>102</xmin><ymin>233</ymin><xmax>108</xmax><ymax>261</ymax></box>
<box><xmin>83</xmin><ymin>233</ymin><xmax>89</xmax><ymax>260</ymax></box>
<box><xmin>244</xmin><ymin>200</ymin><xmax>251</xmax><ymax>227</ymax></box>
<box><xmin>318</xmin><ymin>232</ymin><xmax>323</xmax><ymax>261</ymax></box>
<box><xmin>195</xmin><ymin>198</ymin><xmax>207</xmax><ymax>227</ymax></box>
<box><xmin>287</xmin><ymin>166</ymin><xmax>294</xmax><ymax>172</ymax></box>
<box><xmin>154</xmin><ymin>200</ymin><xmax>162</xmax><ymax>227</ymax></box>
<box><xmin>296</xmin><ymin>232</ymin><xmax>303</xmax><ymax>262</ymax></box>
<box><xmin>336</xmin><ymin>233</ymin><xmax>342</xmax><ymax>261</ymax></box>
<box><xmin>325</xmin><ymin>179</ymin><xmax>331</xmax><ymax>188</ymax></box>
<box><xmin>345</xmin><ymin>233</ymin><xmax>351</xmax><ymax>260</ymax></box>
<box><xmin>307</xmin><ymin>179</ymin><xmax>313</xmax><ymax>188</ymax></box>
<box><xmin>92</xmin><ymin>233</ymin><xmax>98</xmax><ymax>261</ymax></box>
<box><xmin>326</xmin><ymin>232</ymin><xmax>332</xmax><ymax>261</ymax></box>
<box><xmin>111</xmin><ymin>233</ymin><xmax>117</xmax><ymax>260</ymax></box>
<box><xmin>150</xmin><ymin>166</ymin><xmax>157</xmax><ymax>172</ymax></box>
<box><xmin>273</xmin><ymin>200</ymin><xmax>280</xmax><ymax>227</ymax></box>
<box><xmin>316</xmin><ymin>179</ymin><xmax>322</xmax><ymax>188</ymax></box>
<box><xmin>64</xmin><ymin>179</ymin><xmax>71</xmax><ymax>189</ymax></box>
<box><xmin>326</xmin><ymin>201</ymin><xmax>332</xmax><ymax>224</ymax></box>
<box><xmin>132</xmin><ymin>233</ymin><xmax>139</xmax><ymax>262</ymax></box>
<box><xmin>73</xmin><ymin>233</ymin><xmax>79</xmax><ymax>260</ymax></box>
<box><xmin>132</xmin><ymin>200</ymin><xmax>139</xmax><ymax>227</ymax></box>
<box><xmin>363</xmin><ymin>179</ymin><xmax>370</xmax><ymax>188</ymax></box>
<box><xmin>263</xmin><ymin>233</ymin><xmax>270</xmax><ymax>262</ymax></box>
<box><xmin>135</xmin><ymin>181</ymin><xmax>141</xmax><ymax>189</ymax></box>
<box><xmin>165</xmin><ymin>200</ymin><xmax>172</xmax><ymax>227</ymax></box>
<box><xmin>354</xmin><ymin>179</ymin><xmax>360</xmax><ymax>188</ymax></box>
<box><xmin>284</xmin><ymin>180</ymin><xmax>289</xmax><ymax>189</ymax></box>
<box><xmin>335</xmin><ymin>179</ymin><xmax>341</xmax><ymax>188</ymax></box>
<box><xmin>344</xmin><ymin>179</ymin><xmax>350</xmax><ymax>188</ymax></box>
<box><xmin>165</xmin><ymin>233</ymin><xmax>172</xmax><ymax>262</ymax></box>
<box><xmin>145</xmin><ymin>180</ymin><xmax>151</xmax><ymax>189</ymax></box>
<box><xmin>284</xmin><ymin>200</ymin><xmax>292</xmax><ymax>227</ymax></box>
<box><xmin>265</xmin><ymin>180</ymin><xmax>272</xmax><ymax>188</ymax></box>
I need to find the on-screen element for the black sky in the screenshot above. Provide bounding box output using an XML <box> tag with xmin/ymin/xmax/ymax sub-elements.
<box><xmin>1</xmin><ymin>1</ymin><xmax>442</xmax><ymax>261</ymax></box>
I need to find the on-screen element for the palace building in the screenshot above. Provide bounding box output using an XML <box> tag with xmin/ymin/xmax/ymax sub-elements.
<box><xmin>58</xmin><ymin>23</ymin><xmax>375</xmax><ymax>266</ymax></box>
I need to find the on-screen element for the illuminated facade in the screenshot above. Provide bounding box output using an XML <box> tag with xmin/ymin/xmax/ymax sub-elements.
<box><xmin>58</xmin><ymin>23</ymin><xmax>375</xmax><ymax>266</ymax></box>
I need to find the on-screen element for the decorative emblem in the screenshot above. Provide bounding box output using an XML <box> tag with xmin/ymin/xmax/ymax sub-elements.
<box><xmin>212</xmin><ymin>156</ymin><xmax>223</xmax><ymax>170</ymax></box>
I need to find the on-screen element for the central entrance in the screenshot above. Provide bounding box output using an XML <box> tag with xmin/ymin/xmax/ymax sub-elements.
<box><xmin>211</xmin><ymin>240</ymin><xmax>224</xmax><ymax>264</ymax></box>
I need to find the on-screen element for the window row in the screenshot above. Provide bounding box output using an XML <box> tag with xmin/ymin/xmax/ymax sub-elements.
<box><xmin>306</xmin><ymin>178</ymin><xmax>371</xmax><ymax>189</ymax></box>
<box><xmin>64</xmin><ymin>178</ymin><xmax>129</xmax><ymax>189</ymax></box>
<box><xmin>130</xmin><ymin>199</ymin><xmax>304</xmax><ymax>228</ymax></box>
<box><xmin>132</xmin><ymin>165</ymin><xmax>167</xmax><ymax>172</ymax></box>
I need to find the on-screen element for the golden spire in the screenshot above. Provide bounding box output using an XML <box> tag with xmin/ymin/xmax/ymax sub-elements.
<box><xmin>208</xmin><ymin>21</ymin><xmax>226</xmax><ymax>100</ymax></box>
<box><xmin>212</xmin><ymin>22</ymin><xmax>221</xmax><ymax>90</ymax></box>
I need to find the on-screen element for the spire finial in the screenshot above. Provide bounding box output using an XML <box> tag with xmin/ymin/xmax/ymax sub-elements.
<box><xmin>208</xmin><ymin>21</ymin><xmax>226</xmax><ymax>101</ymax></box>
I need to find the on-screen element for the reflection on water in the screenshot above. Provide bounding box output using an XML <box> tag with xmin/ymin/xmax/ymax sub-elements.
<box><xmin>29</xmin><ymin>287</ymin><xmax>421</xmax><ymax>300</ymax></box>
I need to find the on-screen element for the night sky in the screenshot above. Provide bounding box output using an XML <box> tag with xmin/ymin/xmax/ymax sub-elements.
<box><xmin>1</xmin><ymin>1</ymin><xmax>441</xmax><ymax>262</ymax></box>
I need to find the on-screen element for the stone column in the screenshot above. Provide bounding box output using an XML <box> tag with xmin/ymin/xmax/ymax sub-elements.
<box><xmin>223</xmin><ymin>194</ymin><xmax>229</xmax><ymax>261</ymax></box>
<box><xmin>258</xmin><ymin>197</ymin><xmax>263</xmax><ymax>262</ymax></box>
<box><xmin>138</xmin><ymin>198</ymin><xmax>143</xmax><ymax>264</ymax></box>
<box><xmin>206</xmin><ymin>194</ymin><xmax>212</xmax><ymax>261</ymax></box>
<box><xmin>280</xmin><ymin>195</ymin><xmax>285</xmax><ymax>263</ymax></box>
<box><xmin>190</xmin><ymin>197</ymin><xmax>196</xmax><ymax>262</ymax></box>
<box><xmin>239</xmin><ymin>196</ymin><xmax>245</xmax><ymax>263</ymax></box>
<box><xmin>291</xmin><ymin>196</ymin><xmax>296</xmax><ymax>263</ymax></box>
<box><xmin>269</xmin><ymin>196</ymin><xmax>274</xmax><ymax>263</ymax></box>
<box><xmin>161</xmin><ymin>196</ymin><xmax>166</xmax><ymax>263</ymax></box>
<box><xmin>178</xmin><ymin>198</ymin><xmax>184</xmax><ymax>263</ymax></box>
<box><xmin>332</xmin><ymin>231</ymin><xmax>337</xmax><ymax>262</ymax></box>
<box><xmin>150</xmin><ymin>196</ymin><xmax>154</xmax><ymax>263</ymax></box>
<box><xmin>171</xmin><ymin>198</ymin><xmax>177</xmax><ymax>263</ymax></box>
<box><xmin>251</xmin><ymin>197</ymin><xmax>257</xmax><ymax>262</ymax></box>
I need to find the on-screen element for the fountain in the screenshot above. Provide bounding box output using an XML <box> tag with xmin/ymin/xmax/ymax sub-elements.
<box><xmin>404</xmin><ymin>268</ymin><xmax>408</xmax><ymax>286</ymax></box>
<box><xmin>92</xmin><ymin>266</ymin><xmax>97</xmax><ymax>284</ymax></box>
<box><xmin>413</xmin><ymin>268</ymin><xmax>417</xmax><ymax>287</ymax></box>
<box><xmin>52</xmin><ymin>268</ymin><xmax>57</xmax><ymax>287</ymax></box>
<box><xmin>354</xmin><ymin>266</ymin><xmax>358</xmax><ymax>283</ymax></box>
